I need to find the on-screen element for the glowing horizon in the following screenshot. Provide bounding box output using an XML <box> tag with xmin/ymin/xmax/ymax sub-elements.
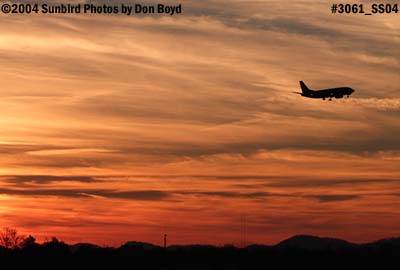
<box><xmin>0</xmin><ymin>0</ymin><xmax>399</xmax><ymax>246</ymax></box>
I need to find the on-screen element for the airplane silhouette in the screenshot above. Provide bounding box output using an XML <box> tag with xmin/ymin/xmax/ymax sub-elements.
<box><xmin>294</xmin><ymin>81</ymin><xmax>355</xmax><ymax>100</ymax></box>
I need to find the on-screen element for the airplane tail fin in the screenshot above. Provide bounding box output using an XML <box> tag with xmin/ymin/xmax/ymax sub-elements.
<box><xmin>299</xmin><ymin>81</ymin><xmax>310</xmax><ymax>93</ymax></box>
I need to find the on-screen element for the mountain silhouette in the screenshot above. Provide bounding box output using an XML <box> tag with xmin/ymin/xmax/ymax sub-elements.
<box><xmin>120</xmin><ymin>241</ymin><xmax>161</xmax><ymax>251</ymax></box>
<box><xmin>70</xmin><ymin>243</ymin><xmax>101</xmax><ymax>253</ymax></box>
<box><xmin>0</xmin><ymin>234</ymin><xmax>399</xmax><ymax>268</ymax></box>
<box><xmin>167</xmin><ymin>244</ymin><xmax>216</xmax><ymax>251</ymax></box>
<box><xmin>276</xmin><ymin>235</ymin><xmax>356</xmax><ymax>250</ymax></box>
<box><xmin>365</xmin><ymin>237</ymin><xmax>400</xmax><ymax>249</ymax></box>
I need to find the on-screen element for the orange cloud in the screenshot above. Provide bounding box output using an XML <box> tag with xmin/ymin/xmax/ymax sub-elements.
<box><xmin>0</xmin><ymin>0</ymin><xmax>399</xmax><ymax>246</ymax></box>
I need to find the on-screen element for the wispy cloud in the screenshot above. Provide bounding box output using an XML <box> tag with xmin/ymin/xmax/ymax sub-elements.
<box><xmin>0</xmin><ymin>187</ymin><xmax>170</xmax><ymax>201</ymax></box>
<box><xmin>345</xmin><ymin>98</ymin><xmax>400</xmax><ymax>111</ymax></box>
<box><xmin>305</xmin><ymin>194</ymin><xmax>362</xmax><ymax>202</ymax></box>
<box><xmin>3</xmin><ymin>175</ymin><xmax>98</xmax><ymax>184</ymax></box>
<box><xmin>0</xmin><ymin>0</ymin><xmax>399</xmax><ymax>245</ymax></box>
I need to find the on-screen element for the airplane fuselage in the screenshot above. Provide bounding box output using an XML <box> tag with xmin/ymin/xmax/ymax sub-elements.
<box><xmin>298</xmin><ymin>81</ymin><xmax>355</xmax><ymax>100</ymax></box>
<box><xmin>302</xmin><ymin>87</ymin><xmax>354</xmax><ymax>99</ymax></box>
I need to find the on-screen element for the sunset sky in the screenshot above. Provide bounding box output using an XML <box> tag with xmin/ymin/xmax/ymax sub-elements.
<box><xmin>0</xmin><ymin>0</ymin><xmax>399</xmax><ymax>246</ymax></box>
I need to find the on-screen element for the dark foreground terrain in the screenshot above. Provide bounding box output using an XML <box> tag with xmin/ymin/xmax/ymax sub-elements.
<box><xmin>1</xmin><ymin>235</ymin><xmax>400</xmax><ymax>268</ymax></box>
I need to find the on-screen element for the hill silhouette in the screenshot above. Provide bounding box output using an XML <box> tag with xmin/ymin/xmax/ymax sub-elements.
<box><xmin>0</xmin><ymin>234</ymin><xmax>399</xmax><ymax>268</ymax></box>
<box><xmin>120</xmin><ymin>241</ymin><xmax>160</xmax><ymax>251</ymax></box>
<box><xmin>276</xmin><ymin>234</ymin><xmax>356</xmax><ymax>250</ymax></box>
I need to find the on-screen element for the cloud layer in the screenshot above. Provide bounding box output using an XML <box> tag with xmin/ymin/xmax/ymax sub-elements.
<box><xmin>0</xmin><ymin>0</ymin><xmax>399</xmax><ymax>246</ymax></box>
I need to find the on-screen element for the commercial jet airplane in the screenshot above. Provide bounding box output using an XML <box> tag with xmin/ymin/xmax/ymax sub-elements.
<box><xmin>294</xmin><ymin>81</ymin><xmax>355</xmax><ymax>100</ymax></box>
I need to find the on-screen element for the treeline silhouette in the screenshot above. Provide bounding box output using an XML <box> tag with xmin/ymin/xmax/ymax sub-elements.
<box><xmin>1</xmin><ymin>227</ymin><xmax>399</xmax><ymax>268</ymax></box>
